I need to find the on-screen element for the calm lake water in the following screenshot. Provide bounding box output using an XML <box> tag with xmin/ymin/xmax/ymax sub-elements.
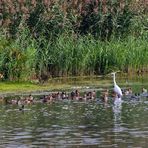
<box><xmin>0</xmin><ymin>76</ymin><xmax>148</xmax><ymax>148</ymax></box>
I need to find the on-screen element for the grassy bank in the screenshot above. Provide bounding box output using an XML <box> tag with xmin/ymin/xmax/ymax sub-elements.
<box><xmin>0</xmin><ymin>81</ymin><xmax>72</xmax><ymax>94</ymax></box>
<box><xmin>0</xmin><ymin>76</ymin><xmax>103</xmax><ymax>93</ymax></box>
<box><xmin>0</xmin><ymin>74</ymin><xmax>148</xmax><ymax>95</ymax></box>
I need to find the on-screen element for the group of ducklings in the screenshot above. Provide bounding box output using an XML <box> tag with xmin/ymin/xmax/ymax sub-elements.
<box><xmin>0</xmin><ymin>87</ymin><xmax>147</xmax><ymax>109</ymax></box>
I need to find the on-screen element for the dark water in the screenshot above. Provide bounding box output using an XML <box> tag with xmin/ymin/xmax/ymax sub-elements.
<box><xmin>0</xmin><ymin>76</ymin><xmax>148</xmax><ymax>148</ymax></box>
<box><xmin>0</xmin><ymin>98</ymin><xmax>148</xmax><ymax>147</ymax></box>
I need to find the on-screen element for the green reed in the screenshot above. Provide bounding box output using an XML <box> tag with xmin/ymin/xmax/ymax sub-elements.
<box><xmin>51</xmin><ymin>33</ymin><xmax>148</xmax><ymax>76</ymax></box>
<box><xmin>0</xmin><ymin>29</ymin><xmax>147</xmax><ymax>81</ymax></box>
<box><xmin>0</xmin><ymin>28</ymin><xmax>37</xmax><ymax>81</ymax></box>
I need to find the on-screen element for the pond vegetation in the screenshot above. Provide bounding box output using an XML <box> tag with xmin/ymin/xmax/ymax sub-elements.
<box><xmin>0</xmin><ymin>1</ymin><xmax>148</xmax><ymax>147</ymax></box>
<box><xmin>0</xmin><ymin>0</ymin><xmax>148</xmax><ymax>82</ymax></box>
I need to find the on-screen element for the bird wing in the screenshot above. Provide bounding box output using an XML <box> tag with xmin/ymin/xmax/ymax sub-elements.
<box><xmin>114</xmin><ymin>84</ymin><xmax>123</xmax><ymax>96</ymax></box>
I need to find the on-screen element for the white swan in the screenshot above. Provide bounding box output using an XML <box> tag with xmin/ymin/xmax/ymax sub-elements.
<box><xmin>111</xmin><ymin>72</ymin><xmax>123</xmax><ymax>98</ymax></box>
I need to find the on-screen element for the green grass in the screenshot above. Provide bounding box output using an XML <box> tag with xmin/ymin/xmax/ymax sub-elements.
<box><xmin>0</xmin><ymin>81</ymin><xmax>72</xmax><ymax>93</ymax></box>
<box><xmin>0</xmin><ymin>74</ymin><xmax>147</xmax><ymax>96</ymax></box>
<box><xmin>0</xmin><ymin>76</ymin><xmax>112</xmax><ymax>93</ymax></box>
<box><xmin>0</xmin><ymin>30</ymin><xmax>148</xmax><ymax>81</ymax></box>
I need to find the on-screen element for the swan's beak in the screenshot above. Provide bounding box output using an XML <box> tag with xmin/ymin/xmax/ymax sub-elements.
<box><xmin>106</xmin><ymin>71</ymin><xmax>120</xmax><ymax>77</ymax></box>
<box><xmin>111</xmin><ymin>71</ymin><xmax>120</xmax><ymax>75</ymax></box>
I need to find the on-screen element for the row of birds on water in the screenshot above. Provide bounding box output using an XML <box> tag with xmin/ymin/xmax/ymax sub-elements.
<box><xmin>0</xmin><ymin>72</ymin><xmax>147</xmax><ymax>110</ymax></box>
<box><xmin>5</xmin><ymin>86</ymin><xmax>147</xmax><ymax>104</ymax></box>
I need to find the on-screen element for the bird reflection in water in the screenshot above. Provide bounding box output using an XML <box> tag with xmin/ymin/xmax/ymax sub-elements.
<box><xmin>113</xmin><ymin>96</ymin><xmax>123</xmax><ymax>133</ymax></box>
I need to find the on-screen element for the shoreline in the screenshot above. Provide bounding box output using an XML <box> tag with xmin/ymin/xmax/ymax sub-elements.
<box><xmin>0</xmin><ymin>74</ymin><xmax>147</xmax><ymax>97</ymax></box>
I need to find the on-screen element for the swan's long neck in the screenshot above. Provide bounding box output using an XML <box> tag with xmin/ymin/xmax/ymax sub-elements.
<box><xmin>113</xmin><ymin>73</ymin><xmax>116</xmax><ymax>86</ymax></box>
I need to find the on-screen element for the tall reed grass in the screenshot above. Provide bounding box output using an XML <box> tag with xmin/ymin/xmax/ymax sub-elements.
<box><xmin>0</xmin><ymin>28</ymin><xmax>37</xmax><ymax>81</ymax></box>
<box><xmin>1</xmin><ymin>29</ymin><xmax>147</xmax><ymax>81</ymax></box>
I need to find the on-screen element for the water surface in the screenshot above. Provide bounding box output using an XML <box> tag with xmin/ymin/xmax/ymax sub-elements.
<box><xmin>0</xmin><ymin>76</ymin><xmax>148</xmax><ymax>147</ymax></box>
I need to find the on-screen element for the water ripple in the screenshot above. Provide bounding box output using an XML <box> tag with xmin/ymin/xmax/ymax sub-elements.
<box><xmin>0</xmin><ymin>98</ymin><xmax>148</xmax><ymax>147</ymax></box>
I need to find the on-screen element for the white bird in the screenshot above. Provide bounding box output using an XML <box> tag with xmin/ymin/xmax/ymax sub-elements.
<box><xmin>111</xmin><ymin>72</ymin><xmax>122</xmax><ymax>98</ymax></box>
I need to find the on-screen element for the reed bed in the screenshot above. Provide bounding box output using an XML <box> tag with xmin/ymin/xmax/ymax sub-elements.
<box><xmin>0</xmin><ymin>0</ymin><xmax>147</xmax><ymax>81</ymax></box>
<box><xmin>0</xmin><ymin>30</ymin><xmax>147</xmax><ymax>81</ymax></box>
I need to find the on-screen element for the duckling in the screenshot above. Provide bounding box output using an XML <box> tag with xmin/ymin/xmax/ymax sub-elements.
<box><xmin>102</xmin><ymin>93</ymin><xmax>108</xmax><ymax>103</ymax></box>
<box><xmin>141</xmin><ymin>87</ymin><xmax>148</xmax><ymax>97</ymax></box>
<box><xmin>28</xmin><ymin>94</ymin><xmax>34</xmax><ymax>102</ymax></box>
<box><xmin>83</xmin><ymin>92</ymin><xmax>87</xmax><ymax>101</ymax></box>
<box><xmin>75</xmin><ymin>89</ymin><xmax>80</xmax><ymax>100</ymax></box>
<box><xmin>11</xmin><ymin>99</ymin><xmax>18</xmax><ymax>105</ymax></box>
<box><xmin>17</xmin><ymin>99</ymin><xmax>25</xmax><ymax>111</ymax></box>
<box><xmin>70</xmin><ymin>91</ymin><xmax>75</xmax><ymax>100</ymax></box>
<box><xmin>89</xmin><ymin>90</ymin><xmax>96</xmax><ymax>100</ymax></box>
<box><xmin>124</xmin><ymin>87</ymin><xmax>133</xmax><ymax>95</ymax></box>
<box><xmin>142</xmin><ymin>87</ymin><xmax>147</xmax><ymax>93</ymax></box>
<box><xmin>19</xmin><ymin>104</ymin><xmax>24</xmax><ymax>111</ymax></box>
<box><xmin>101</xmin><ymin>89</ymin><xmax>109</xmax><ymax>103</ymax></box>
<box><xmin>0</xmin><ymin>96</ymin><xmax>5</xmax><ymax>104</ymax></box>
